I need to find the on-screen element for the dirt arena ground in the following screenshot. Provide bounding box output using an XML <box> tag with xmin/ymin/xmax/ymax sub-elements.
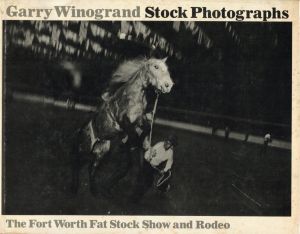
<box><xmin>3</xmin><ymin>101</ymin><xmax>290</xmax><ymax>215</ymax></box>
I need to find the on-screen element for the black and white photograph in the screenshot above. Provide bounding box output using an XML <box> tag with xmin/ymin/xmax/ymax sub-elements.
<box><xmin>2</xmin><ymin>20</ymin><xmax>291</xmax><ymax>216</ymax></box>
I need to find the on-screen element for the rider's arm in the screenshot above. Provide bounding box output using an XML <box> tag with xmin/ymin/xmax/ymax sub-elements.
<box><xmin>143</xmin><ymin>136</ymin><xmax>150</xmax><ymax>150</ymax></box>
<box><xmin>144</xmin><ymin>150</ymin><xmax>150</xmax><ymax>161</ymax></box>
<box><xmin>163</xmin><ymin>150</ymin><xmax>173</xmax><ymax>172</ymax></box>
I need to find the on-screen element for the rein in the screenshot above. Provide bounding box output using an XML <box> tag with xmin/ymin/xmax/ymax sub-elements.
<box><xmin>148</xmin><ymin>91</ymin><xmax>160</xmax><ymax>157</ymax></box>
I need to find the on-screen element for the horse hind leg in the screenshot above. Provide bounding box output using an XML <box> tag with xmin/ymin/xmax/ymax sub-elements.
<box><xmin>70</xmin><ymin>132</ymin><xmax>86</xmax><ymax>194</ymax></box>
<box><xmin>89</xmin><ymin>140</ymin><xmax>111</xmax><ymax>196</ymax></box>
<box><xmin>70</xmin><ymin>149</ymin><xmax>82</xmax><ymax>194</ymax></box>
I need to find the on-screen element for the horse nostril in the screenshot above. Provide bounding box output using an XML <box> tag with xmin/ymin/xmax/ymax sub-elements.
<box><xmin>165</xmin><ymin>83</ymin><xmax>169</xmax><ymax>88</ymax></box>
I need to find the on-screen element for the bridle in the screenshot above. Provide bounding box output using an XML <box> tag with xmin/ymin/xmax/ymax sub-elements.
<box><xmin>148</xmin><ymin>90</ymin><xmax>160</xmax><ymax>157</ymax></box>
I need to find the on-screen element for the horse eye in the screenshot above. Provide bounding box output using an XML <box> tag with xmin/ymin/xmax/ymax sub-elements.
<box><xmin>154</xmin><ymin>65</ymin><xmax>159</xmax><ymax>69</ymax></box>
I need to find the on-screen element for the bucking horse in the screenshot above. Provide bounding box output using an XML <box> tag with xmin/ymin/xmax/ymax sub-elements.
<box><xmin>71</xmin><ymin>57</ymin><xmax>174</xmax><ymax>195</ymax></box>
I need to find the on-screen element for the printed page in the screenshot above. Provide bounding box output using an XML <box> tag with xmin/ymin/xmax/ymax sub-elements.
<box><xmin>0</xmin><ymin>0</ymin><xmax>299</xmax><ymax>233</ymax></box>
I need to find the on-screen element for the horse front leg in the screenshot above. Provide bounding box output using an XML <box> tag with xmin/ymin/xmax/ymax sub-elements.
<box><xmin>89</xmin><ymin>140</ymin><xmax>111</xmax><ymax>196</ymax></box>
<box><xmin>129</xmin><ymin>135</ymin><xmax>152</xmax><ymax>203</ymax></box>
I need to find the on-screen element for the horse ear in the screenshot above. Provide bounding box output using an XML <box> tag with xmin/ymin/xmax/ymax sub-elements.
<box><xmin>162</xmin><ymin>57</ymin><xmax>168</xmax><ymax>63</ymax></box>
<box><xmin>101</xmin><ymin>92</ymin><xmax>110</xmax><ymax>101</ymax></box>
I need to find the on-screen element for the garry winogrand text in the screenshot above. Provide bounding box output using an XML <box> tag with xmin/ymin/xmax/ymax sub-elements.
<box><xmin>5</xmin><ymin>5</ymin><xmax>289</xmax><ymax>22</ymax></box>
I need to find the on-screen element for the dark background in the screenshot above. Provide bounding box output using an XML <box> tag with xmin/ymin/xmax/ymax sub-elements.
<box><xmin>2</xmin><ymin>21</ymin><xmax>291</xmax><ymax>215</ymax></box>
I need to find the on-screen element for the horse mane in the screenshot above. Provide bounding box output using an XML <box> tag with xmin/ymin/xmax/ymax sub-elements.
<box><xmin>106</xmin><ymin>57</ymin><xmax>148</xmax><ymax>94</ymax></box>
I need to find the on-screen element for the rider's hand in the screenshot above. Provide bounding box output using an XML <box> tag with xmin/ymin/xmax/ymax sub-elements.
<box><xmin>143</xmin><ymin>137</ymin><xmax>150</xmax><ymax>150</ymax></box>
<box><xmin>146</xmin><ymin>113</ymin><xmax>153</xmax><ymax>121</ymax></box>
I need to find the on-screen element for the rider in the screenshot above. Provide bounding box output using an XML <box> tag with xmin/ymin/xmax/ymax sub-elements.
<box><xmin>144</xmin><ymin>135</ymin><xmax>176</xmax><ymax>174</ymax></box>
<box><xmin>130</xmin><ymin>134</ymin><xmax>178</xmax><ymax>202</ymax></box>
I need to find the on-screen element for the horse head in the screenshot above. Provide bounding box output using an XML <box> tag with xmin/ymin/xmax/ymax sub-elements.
<box><xmin>145</xmin><ymin>57</ymin><xmax>174</xmax><ymax>94</ymax></box>
<box><xmin>104</xmin><ymin>57</ymin><xmax>174</xmax><ymax>101</ymax></box>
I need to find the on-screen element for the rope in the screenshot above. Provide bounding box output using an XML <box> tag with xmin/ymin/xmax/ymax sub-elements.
<box><xmin>148</xmin><ymin>91</ymin><xmax>160</xmax><ymax>157</ymax></box>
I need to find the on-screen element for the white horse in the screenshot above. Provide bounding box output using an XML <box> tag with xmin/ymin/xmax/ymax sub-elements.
<box><xmin>71</xmin><ymin>57</ymin><xmax>174</xmax><ymax>195</ymax></box>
